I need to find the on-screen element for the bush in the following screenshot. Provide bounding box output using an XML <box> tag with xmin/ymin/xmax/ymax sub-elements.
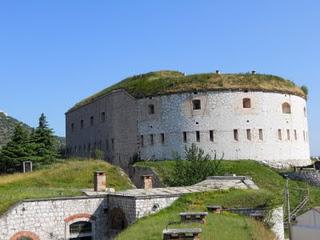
<box><xmin>301</xmin><ymin>85</ymin><xmax>308</xmax><ymax>96</ymax></box>
<box><xmin>165</xmin><ymin>144</ymin><xmax>223</xmax><ymax>186</ymax></box>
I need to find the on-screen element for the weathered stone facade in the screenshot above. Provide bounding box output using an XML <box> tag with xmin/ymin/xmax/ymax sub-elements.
<box><xmin>0</xmin><ymin>176</ymin><xmax>262</xmax><ymax>240</ymax></box>
<box><xmin>66</xmin><ymin>89</ymin><xmax>310</xmax><ymax>169</ymax></box>
<box><xmin>0</xmin><ymin>196</ymin><xmax>107</xmax><ymax>240</ymax></box>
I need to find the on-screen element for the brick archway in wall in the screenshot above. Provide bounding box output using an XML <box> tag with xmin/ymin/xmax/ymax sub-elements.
<box><xmin>10</xmin><ymin>231</ymin><xmax>40</xmax><ymax>240</ymax></box>
<box><xmin>64</xmin><ymin>213</ymin><xmax>96</xmax><ymax>223</ymax></box>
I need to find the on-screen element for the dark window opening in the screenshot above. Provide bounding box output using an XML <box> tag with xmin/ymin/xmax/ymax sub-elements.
<box><xmin>287</xmin><ymin>129</ymin><xmax>290</xmax><ymax>140</ymax></box>
<box><xmin>243</xmin><ymin>98</ymin><xmax>251</xmax><ymax>108</ymax></box>
<box><xmin>148</xmin><ymin>104</ymin><xmax>155</xmax><ymax>114</ymax></box>
<box><xmin>81</xmin><ymin>120</ymin><xmax>84</xmax><ymax>129</ymax></box>
<box><xmin>70</xmin><ymin>221</ymin><xmax>92</xmax><ymax>234</ymax></box>
<box><xmin>259</xmin><ymin>129</ymin><xmax>263</xmax><ymax>140</ymax></box>
<box><xmin>196</xmin><ymin>131</ymin><xmax>200</xmax><ymax>142</ymax></box>
<box><xmin>111</xmin><ymin>138</ymin><xmax>115</xmax><ymax>151</ymax></box>
<box><xmin>150</xmin><ymin>134</ymin><xmax>154</xmax><ymax>145</ymax></box>
<box><xmin>101</xmin><ymin>112</ymin><xmax>106</xmax><ymax>122</ymax></box>
<box><xmin>209</xmin><ymin>130</ymin><xmax>214</xmax><ymax>142</ymax></box>
<box><xmin>71</xmin><ymin>123</ymin><xmax>74</xmax><ymax>132</ymax></box>
<box><xmin>294</xmin><ymin>130</ymin><xmax>297</xmax><ymax>140</ymax></box>
<box><xmin>183</xmin><ymin>132</ymin><xmax>187</xmax><ymax>143</ymax></box>
<box><xmin>234</xmin><ymin>129</ymin><xmax>239</xmax><ymax>141</ymax></box>
<box><xmin>90</xmin><ymin>116</ymin><xmax>94</xmax><ymax>126</ymax></box>
<box><xmin>140</xmin><ymin>135</ymin><xmax>144</xmax><ymax>147</ymax></box>
<box><xmin>246</xmin><ymin>129</ymin><xmax>252</xmax><ymax>141</ymax></box>
<box><xmin>282</xmin><ymin>102</ymin><xmax>291</xmax><ymax>114</ymax></box>
<box><xmin>161</xmin><ymin>133</ymin><xmax>165</xmax><ymax>144</ymax></box>
<box><xmin>278</xmin><ymin>129</ymin><xmax>282</xmax><ymax>140</ymax></box>
<box><xmin>192</xmin><ymin>99</ymin><xmax>201</xmax><ymax>110</ymax></box>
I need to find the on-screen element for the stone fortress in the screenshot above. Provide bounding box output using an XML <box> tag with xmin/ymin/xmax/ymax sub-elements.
<box><xmin>66</xmin><ymin>70</ymin><xmax>310</xmax><ymax>168</ymax></box>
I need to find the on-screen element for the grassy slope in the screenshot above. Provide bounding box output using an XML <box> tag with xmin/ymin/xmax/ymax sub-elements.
<box><xmin>0</xmin><ymin>159</ymin><xmax>132</xmax><ymax>215</ymax></box>
<box><xmin>116</xmin><ymin>160</ymin><xmax>320</xmax><ymax>240</ymax></box>
<box><xmin>70</xmin><ymin>71</ymin><xmax>305</xmax><ymax>111</ymax></box>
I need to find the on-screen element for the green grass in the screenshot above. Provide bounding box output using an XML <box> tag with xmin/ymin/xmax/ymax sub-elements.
<box><xmin>117</xmin><ymin>190</ymin><xmax>276</xmax><ymax>240</ymax></box>
<box><xmin>69</xmin><ymin>70</ymin><xmax>305</xmax><ymax>111</ymax></box>
<box><xmin>0</xmin><ymin>159</ymin><xmax>133</xmax><ymax>214</ymax></box>
<box><xmin>135</xmin><ymin>160</ymin><xmax>320</xmax><ymax>209</ymax></box>
<box><xmin>116</xmin><ymin>160</ymin><xmax>320</xmax><ymax>239</ymax></box>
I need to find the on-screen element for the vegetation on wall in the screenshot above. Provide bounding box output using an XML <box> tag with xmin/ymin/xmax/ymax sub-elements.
<box><xmin>70</xmin><ymin>70</ymin><xmax>306</xmax><ymax>111</ymax></box>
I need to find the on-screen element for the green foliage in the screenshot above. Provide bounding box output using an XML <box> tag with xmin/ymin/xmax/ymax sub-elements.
<box><xmin>301</xmin><ymin>85</ymin><xmax>309</xmax><ymax>96</ymax></box>
<box><xmin>0</xmin><ymin>159</ymin><xmax>133</xmax><ymax>214</ymax></box>
<box><xmin>165</xmin><ymin>144</ymin><xmax>223</xmax><ymax>186</ymax></box>
<box><xmin>0</xmin><ymin>113</ymin><xmax>59</xmax><ymax>172</ymax></box>
<box><xmin>70</xmin><ymin>71</ymin><xmax>306</xmax><ymax>111</ymax></box>
<box><xmin>0</xmin><ymin>124</ymin><xmax>33</xmax><ymax>172</ymax></box>
<box><xmin>93</xmin><ymin>149</ymin><xmax>104</xmax><ymax>160</ymax></box>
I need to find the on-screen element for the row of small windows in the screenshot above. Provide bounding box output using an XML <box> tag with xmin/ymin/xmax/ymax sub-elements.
<box><xmin>68</xmin><ymin>138</ymin><xmax>115</xmax><ymax>154</ymax></box>
<box><xmin>70</xmin><ymin>100</ymin><xmax>306</xmax><ymax>132</ymax></box>
<box><xmin>71</xmin><ymin>112</ymin><xmax>106</xmax><ymax>131</ymax></box>
<box><xmin>139</xmin><ymin>128</ymin><xmax>308</xmax><ymax>147</ymax></box>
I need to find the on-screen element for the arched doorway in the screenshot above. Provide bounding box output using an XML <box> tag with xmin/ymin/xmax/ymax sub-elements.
<box><xmin>10</xmin><ymin>231</ymin><xmax>40</xmax><ymax>240</ymax></box>
<box><xmin>110</xmin><ymin>208</ymin><xmax>128</xmax><ymax>230</ymax></box>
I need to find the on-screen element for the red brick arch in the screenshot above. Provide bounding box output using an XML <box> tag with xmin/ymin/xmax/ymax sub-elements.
<box><xmin>64</xmin><ymin>213</ymin><xmax>96</xmax><ymax>223</ymax></box>
<box><xmin>10</xmin><ymin>231</ymin><xmax>40</xmax><ymax>240</ymax></box>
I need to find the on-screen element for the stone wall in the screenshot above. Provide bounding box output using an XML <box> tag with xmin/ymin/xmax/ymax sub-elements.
<box><xmin>0</xmin><ymin>196</ymin><xmax>107</xmax><ymax>240</ymax></box>
<box><xmin>287</xmin><ymin>170</ymin><xmax>320</xmax><ymax>186</ymax></box>
<box><xmin>268</xmin><ymin>207</ymin><xmax>285</xmax><ymax>240</ymax></box>
<box><xmin>138</xmin><ymin>91</ymin><xmax>310</xmax><ymax>167</ymax></box>
<box><xmin>66</xmin><ymin>89</ymin><xmax>138</xmax><ymax>170</ymax></box>
<box><xmin>129</xmin><ymin>165</ymin><xmax>164</xmax><ymax>188</ymax></box>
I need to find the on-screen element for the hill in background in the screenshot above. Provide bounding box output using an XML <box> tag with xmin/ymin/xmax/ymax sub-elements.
<box><xmin>0</xmin><ymin>111</ymin><xmax>65</xmax><ymax>149</ymax></box>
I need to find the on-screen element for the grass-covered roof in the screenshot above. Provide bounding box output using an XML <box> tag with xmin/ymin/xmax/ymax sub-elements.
<box><xmin>69</xmin><ymin>70</ymin><xmax>306</xmax><ymax>112</ymax></box>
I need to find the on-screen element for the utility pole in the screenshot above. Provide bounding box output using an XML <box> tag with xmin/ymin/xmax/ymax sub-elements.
<box><xmin>285</xmin><ymin>176</ymin><xmax>292</xmax><ymax>240</ymax></box>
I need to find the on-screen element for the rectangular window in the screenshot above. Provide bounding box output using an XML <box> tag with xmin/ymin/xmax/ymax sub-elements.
<box><xmin>105</xmin><ymin>139</ymin><xmax>109</xmax><ymax>151</ymax></box>
<box><xmin>209</xmin><ymin>130</ymin><xmax>214</xmax><ymax>142</ymax></box>
<box><xmin>196</xmin><ymin>131</ymin><xmax>200</xmax><ymax>142</ymax></box>
<box><xmin>71</xmin><ymin>123</ymin><xmax>74</xmax><ymax>132</ymax></box>
<box><xmin>234</xmin><ymin>129</ymin><xmax>239</xmax><ymax>141</ymax></box>
<box><xmin>148</xmin><ymin>104</ymin><xmax>155</xmax><ymax>114</ymax></box>
<box><xmin>192</xmin><ymin>99</ymin><xmax>201</xmax><ymax>110</ymax></box>
<box><xmin>111</xmin><ymin>138</ymin><xmax>115</xmax><ymax>151</ymax></box>
<box><xmin>140</xmin><ymin>135</ymin><xmax>144</xmax><ymax>147</ymax></box>
<box><xmin>150</xmin><ymin>134</ymin><xmax>154</xmax><ymax>145</ymax></box>
<box><xmin>259</xmin><ymin>129</ymin><xmax>263</xmax><ymax>140</ymax></box>
<box><xmin>90</xmin><ymin>116</ymin><xmax>94</xmax><ymax>126</ymax></box>
<box><xmin>287</xmin><ymin>129</ymin><xmax>290</xmax><ymax>140</ymax></box>
<box><xmin>161</xmin><ymin>133</ymin><xmax>165</xmax><ymax>144</ymax></box>
<box><xmin>183</xmin><ymin>132</ymin><xmax>187</xmax><ymax>143</ymax></box>
<box><xmin>278</xmin><ymin>129</ymin><xmax>282</xmax><ymax>140</ymax></box>
<box><xmin>246</xmin><ymin>129</ymin><xmax>252</xmax><ymax>141</ymax></box>
<box><xmin>101</xmin><ymin>112</ymin><xmax>106</xmax><ymax>122</ymax></box>
<box><xmin>80</xmin><ymin>120</ymin><xmax>84</xmax><ymax>129</ymax></box>
<box><xmin>294</xmin><ymin>130</ymin><xmax>297</xmax><ymax>140</ymax></box>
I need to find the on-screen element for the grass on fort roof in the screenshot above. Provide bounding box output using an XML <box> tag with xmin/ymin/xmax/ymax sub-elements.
<box><xmin>0</xmin><ymin>159</ymin><xmax>133</xmax><ymax>215</ymax></box>
<box><xmin>117</xmin><ymin>160</ymin><xmax>320</xmax><ymax>240</ymax></box>
<box><xmin>117</xmin><ymin>190</ymin><xmax>276</xmax><ymax>240</ymax></box>
<box><xmin>70</xmin><ymin>70</ymin><xmax>305</xmax><ymax>111</ymax></box>
<box><xmin>135</xmin><ymin>160</ymin><xmax>320</xmax><ymax>210</ymax></box>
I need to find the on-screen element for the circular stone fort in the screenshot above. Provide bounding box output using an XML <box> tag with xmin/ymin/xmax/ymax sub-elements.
<box><xmin>66</xmin><ymin>70</ymin><xmax>310</xmax><ymax>168</ymax></box>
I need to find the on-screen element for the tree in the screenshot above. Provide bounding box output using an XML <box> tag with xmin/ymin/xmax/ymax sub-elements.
<box><xmin>30</xmin><ymin>113</ymin><xmax>58</xmax><ymax>163</ymax></box>
<box><xmin>0</xmin><ymin>124</ymin><xmax>32</xmax><ymax>172</ymax></box>
<box><xmin>165</xmin><ymin>144</ymin><xmax>223</xmax><ymax>186</ymax></box>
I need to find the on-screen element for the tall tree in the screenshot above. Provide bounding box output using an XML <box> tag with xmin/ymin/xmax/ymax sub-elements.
<box><xmin>0</xmin><ymin>124</ymin><xmax>32</xmax><ymax>172</ymax></box>
<box><xmin>31</xmin><ymin>113</ymin><xmax>58</xmax><ymax>162</ymax></box>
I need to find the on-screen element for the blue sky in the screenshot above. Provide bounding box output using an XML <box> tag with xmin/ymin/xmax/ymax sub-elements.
<box><xmin>0</xmin><ymin>1</ymin><xmax>319</xmax><ymax>155</ymax></box>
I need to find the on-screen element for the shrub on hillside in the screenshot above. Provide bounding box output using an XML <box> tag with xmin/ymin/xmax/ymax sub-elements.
<box><xmin>165</xmin><ymin>144</ymin><xmax>223</xmax><ymax>186</ymax></box>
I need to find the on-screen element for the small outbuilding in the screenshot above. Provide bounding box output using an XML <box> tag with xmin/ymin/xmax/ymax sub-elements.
<box><xmin>291</xmin><ymin>207</ymin><xmax>320</xmax><ymax>240</ymax></box>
